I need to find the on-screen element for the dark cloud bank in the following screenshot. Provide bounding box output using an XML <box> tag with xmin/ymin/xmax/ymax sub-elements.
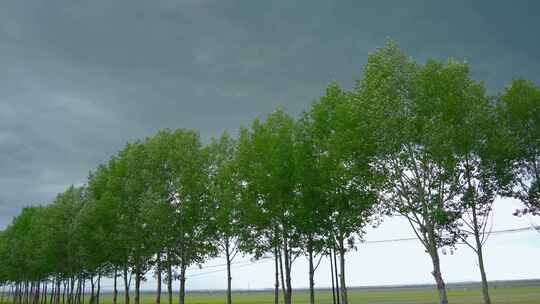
<box><xmin>1</xmin><ymin>0</ymin><xmax>539</xmax><ymax>228</ymax></box>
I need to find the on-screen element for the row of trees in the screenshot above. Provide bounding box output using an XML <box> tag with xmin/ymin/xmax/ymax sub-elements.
<box><xmin>0</xmin><ymin>43</ymin><xmax>538</xmax><ymax>304</ymax></box>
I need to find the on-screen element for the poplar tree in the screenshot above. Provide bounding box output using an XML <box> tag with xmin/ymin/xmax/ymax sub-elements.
<box><xmin>207</xmin><ymin>133</ymin><xmax>242</xmax><ymax>304</ymax></box>
<box><xmin>235</xmin><ymin>109</ymin><xmax>299</xmax><ymax>304</ymax></box>
<box><xmin>494</xmin><ymin>79</ymin><xmax>540</xmax><ymax>216</ymax></box>
<box><xmin>356</xmin><ymin>42</ymin><xmax>465</xmax><ymax>304</ymax></box>
<box><xmin>308</xmin><ymin>83</ymin><xmax>380</xmax><ymax>304</ymax></box>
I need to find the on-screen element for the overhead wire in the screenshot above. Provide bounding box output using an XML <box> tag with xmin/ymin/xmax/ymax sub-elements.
<box><xmin>186</xmin><ymin>226</ymin><xmax>538</xmax><ymax>278</ymax></box>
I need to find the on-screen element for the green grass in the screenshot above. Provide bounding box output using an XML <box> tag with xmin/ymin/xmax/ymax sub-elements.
<box><xmin>5</xmin><ymin>285</ymin><xmax>537</xmax><ymax>304</ymax></box>
<box><xmin>109</xmin><ymin>285</ymin><xmax>540</xmax><ymax>304</ymax></box>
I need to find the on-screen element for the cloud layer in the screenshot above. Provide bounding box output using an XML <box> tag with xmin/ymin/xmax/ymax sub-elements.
<box><xmin>1</xmin><ymin>0</ymin><xmax>540</xmax><ymax>287</ymax></box>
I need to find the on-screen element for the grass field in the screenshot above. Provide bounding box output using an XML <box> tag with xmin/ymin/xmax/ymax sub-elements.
<box><xmin>4</xmin><ymin>284</ymin><xmax>537</xmax><ymax>304</ymax></box>
<box><xmin>112</xmin><ymin>284</ymin><xmax>540</xmax><ymax>304</ymax></box>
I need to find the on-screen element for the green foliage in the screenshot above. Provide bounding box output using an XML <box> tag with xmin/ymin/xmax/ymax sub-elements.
<box><xmin>303</xmin><ymin>82</ymin><xmax>381</xmax><ymax>251</ymax></box>
<box><xmin>493</xmin><ymin>79</ymin><xmax>540</xmax><ymax>215</ymax></box>
<box><xmin>356</xmin><ymin>42</ymin><xmax>469</xmax><ymax>249</ymax></box>
<box><xmin>207</xmin><ymin>132</ymin><xmax>242</xmax><ymax>251</ymax></box>
<box><xmin>235</xmin><ymin>109</ymin><xmax>298</xmax><ymax>255</ymax></box>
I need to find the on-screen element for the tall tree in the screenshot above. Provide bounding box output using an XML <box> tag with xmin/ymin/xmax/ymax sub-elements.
<box><xmin>85</xmin><ymin>163</ymin><xmax>125</xmax><ymax>304</ymax></box>
<box><xmin>308</xmin><ymin>83</ymin><xmax>380</xmax><ymax>304</ymax></box>
<box><xmin>146</xmin><ymin>129</ymin><xmax>216</xmax><ymax>304</ymax></box>
<box><xmin>207</xmin><ymin>132</ymin><xmax>242</xmax><ymax>304</ymax></box>
<box><xmin>411</xmin><ymin>59</ymin><xmax>496</xmax><ymax>304</ymax></box>
<box><xmin>236</xmin><ymin>109</ymin><xmax>299</xmax><ymax>304</ymax></box>
<box><xmin>117</xmin><ymin>142</ymin><xmax>155</xmax><ymax>304</ymax></box>
<box><xmin>294</xmin><ymin>113</ymin><xmax>329</xmax><ymax>304</ymax></box>
<box><xmin>356</xmin><ymin>42</ymin><xmax>465</xmax><ymax>304</ymax></box>
<box><xmin>493</xmin><ymin>79</ymin><xmax>540</xmax><ymax>216</ymax></box>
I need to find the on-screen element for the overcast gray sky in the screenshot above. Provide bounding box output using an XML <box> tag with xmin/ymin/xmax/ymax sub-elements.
<box><xmin>1</xmin><ymin>0</ymin><xmax>539</xmax><ymax>289</ymax></box>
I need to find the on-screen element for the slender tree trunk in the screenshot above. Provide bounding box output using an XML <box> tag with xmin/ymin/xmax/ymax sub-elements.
<box><xmin>330</xmin><ymin>252</ymin><xmax>336</xmax><ymax>304</ymax></box>
<box><xmin>24</xmin><ymin>281</ymin><xmax>29</xmax><ymax>304</ymax></box>
<box><xmin>332</xmin><ymin>247</ymin><xmax>340</xmax><ymax>304</ymax></box>
<box><xmin>75</xmin><ymin>278</ymin><xmax>80</xmax><ymax>304</ymax></box>
<box><xmin>113</xmin><ymin>268</ymin><xmax>118</xmax><ymax>304</ymax></box>
<box><xmin>430</xmin><ymin>250</ymin><xmax>448</xmax><ymax>304</ymax></box>
<box><xmin>476</xmin><ymin>244</ymin><xmax>491</xmax><ymax>304</ymax></box>
<box><xmin>36</xmin><ymin>282</ymin><xmax>40</xmax><ymax>304</ymax></box>
<box><xmin>21</xmin><ymin>282</ymin><xmax>25</xmax><ymax>304</ymax></box>
<box><xmin>166</xmin><ymin>262</ymin><xmax>172</xmax><ymax>304</ymax></box>
<box><xmin>18</xmin><ymin>282</ymin><xmax>22</xmax><ymax>304</ymax></box>
<box><xmin>81</xmin><ymin>279</ymin><xmax>85</xmax><ymax>304</ymax></box>
<box><xmin>14</xmin><ymin>283</ymin><xmax>17</xmax><ymax>304</ymax></box>
<box><xmin>6</xmin><ymin>284</ymin><xmax>11</xmax><ymax>304</ymax></box>
<box><xmin>3</xmin><ymin>284</ymin><xmax>7</xmax><ymax>304</ymax></box>
<box><xmin>225</xmin><ymin>241</ymin><xmax>232</xmax><ymax>304</ymax></box>
<box><xmin>178</xmin><ymin>265</ymin><xmax>186</xmax><ymax>304</ymax></box>
<box><xmin>273</xmin><ymin>247</ymin><xmax>279</xmax><ymax>304</ymax></box>
<box><xmin>156</xmin><ymin>254</ymin><xmax>162</xmax><ymax>304</ymax></box>
<box><xmin>35</xmin><ymin>281</ymin><xmax>39</xmax><ymax>304</ymax></box>
<box><xmin>62</xmin><ymin>281</ymin><xmax>66</xmax><ymax>304</ymax></box>
<box><xmin>55</xmin><ymin>279</ymin><xmax>60</xmax><ymax>304</ymax></box>
<box><xmin>26</xmin><ymin>282</ymin><xmax>30</xmax><ymax>304</ymax></box>
<box><xmin>32</xmin><ymin>282</ymin><xmax>36</xmax><ymax>304</ymax></box>
<box><xmin>89</xmin><ymin>277</ymin><xmax>94</xmax><ymax>304</ymax></box>
<box><xmin>72</xmin><ymin>280</ymin><xmax>77</xmax><ymax>304</ymax></box>
<box><xmin>29</xmin><ymin>282</ymin><xmax>33</xmax><ymax>304</ymax></box>
<box><xmin>46</xmin><ymin>283</ymin><xmax>50</xmax><ymax>304</ymax></box>
<box><xmin>10</xmin><ymin>284</ymin><xmax>14</xmax><ymax>304</ymax></box>
<box><xmin>42</xmin><ymin>282</ymin><xmax>48</xmax><ymax>304</ymax></box>
<box><xmin>95</xmin><ymin>274</ymin><xmax>100</xmax><ymax>304</ymax></box>
<box><xmin>283</xmin><ymin>236</ymin><xmax>292</xmax><ymax>304</ymax></box>
<box><xmin>17</xmin><ymin>282</ymin><xmax>20</xmax><ymax>304</ymax></box>
<box><xmin>7</xmin><ymin>284</ymin><xmax>13</xmax><ymax>304</ymax></box>
<box><xmin>307</xmin><ymin>241</ymin><xmax>315</xmax><ymax>304</ymax></box>
<box><xmin>134</xmin><ymin>272</ymin><xmax>140</xmax><ymax>304</ymax></box>
<box><xmin>49</xmin><ymin>281</ymin><xmax>53</xmax><ymax>304</ymax></box>
<box><xmin>33</xmin><ymin>282</ymin><xmax>37</xmax><ymax>304</ymax></box>
<box><xmin>426</xmin><ymin>227</ymin><xmax>449</xmax><ymax>304</ymax></box>
<box><xmin>35</xmin><ymin>281</ymin><xmax>41</xmax><ymax>304</ymax></box>
<box><xmin>278</xmin><ymin>249</ymin><xmax>285</xmax><ymax>304</ymax></box>
<box><xmin>337</xmin><ymin>240</ymin><xmax>348</xmax><ymax>304</ymax></box>
<box><xmin>123</xmin><ymin>266</ymin><xmax>130</xmax><ymax>304</ymax></box>
<box><xmin>472</xmin><ymin>208</ymin><xmax>492</xmax><ymax>304</ymax></box>
<box><xmin>69</xmin><ymin>278</ymin><xmax>75</xmax><ymax>304</ymax></box>
<box><xmin>47</xmin><ymin>281</ymin><xmax>52</xmax><ymax>304</ymax></box>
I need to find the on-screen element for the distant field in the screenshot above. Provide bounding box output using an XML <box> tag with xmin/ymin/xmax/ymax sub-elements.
<box><xmin>4</xmin><ymin>283</ymin><xmax>538</xmax><ymax>304</ymax></box>
<box><xmin>98</xmin><ymin>283</ymin><xmax>540</xmax><ymax>304</ymax></box>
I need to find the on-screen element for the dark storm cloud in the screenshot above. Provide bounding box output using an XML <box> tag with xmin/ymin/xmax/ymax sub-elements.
<box><xmin>1</xmin><ymin>0</ymin><xmax>539</xmax><ymax>228</ymax></box>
